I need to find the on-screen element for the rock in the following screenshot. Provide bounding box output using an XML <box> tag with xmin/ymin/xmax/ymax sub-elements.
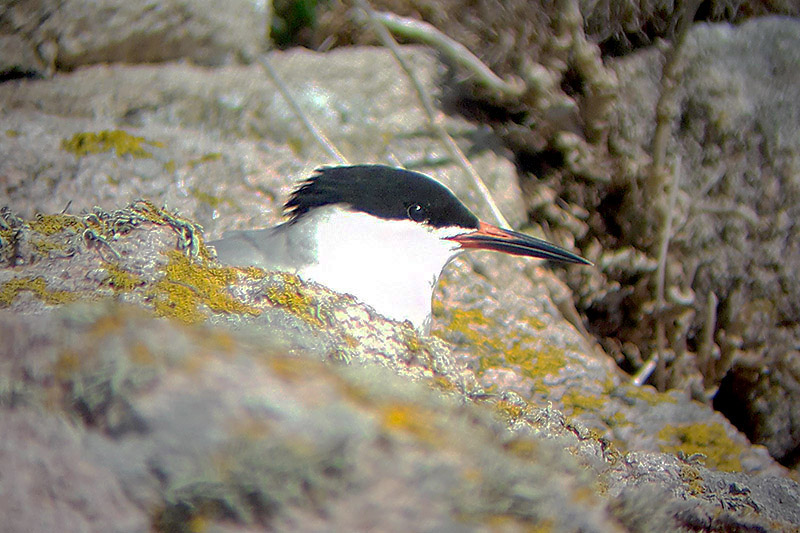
<box><xmin>0</xmin><ymin>0</ymin><xmax>269</xmax><ymax>77</ymax></box>
<box><xmin>605</xmin><ymin>16</ymin><xmax>800</xmax><ymax>464</ymax></box>
<box><xmin>2</xmin><ymin>298</ymin><xmax>799</xmax><ymax>532</ymax></box>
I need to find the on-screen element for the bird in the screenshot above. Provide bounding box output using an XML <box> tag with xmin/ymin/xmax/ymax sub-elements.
<box><xmin>209</xmin><ymin>165</ymin><xmax>590</xmax><ymax>333</ymax></box>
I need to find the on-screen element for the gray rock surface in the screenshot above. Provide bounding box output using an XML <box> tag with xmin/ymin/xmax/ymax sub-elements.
<box><xmin>0</xmin><ymin>0</ymin><xmax>268</xmax><ymax>76</ymax></box>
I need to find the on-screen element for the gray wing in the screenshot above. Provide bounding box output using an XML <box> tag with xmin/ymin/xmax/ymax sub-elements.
<box><xmin>208</xmin><ymin>225</ymin><xmax>296</xmax><ymax>271</ymax></box>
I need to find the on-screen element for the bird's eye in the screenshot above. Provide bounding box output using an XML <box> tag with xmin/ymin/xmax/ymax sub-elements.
<box><xmin>407</xmin><ymin>203</ymin><xmax>428</xmax><ymax>223</ymax></box>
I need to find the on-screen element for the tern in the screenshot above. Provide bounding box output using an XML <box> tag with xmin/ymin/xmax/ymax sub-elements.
<box><xmin>210</xmin><ymin>165</ymin><xmax>590</xmax><ymax>333</ymax></box>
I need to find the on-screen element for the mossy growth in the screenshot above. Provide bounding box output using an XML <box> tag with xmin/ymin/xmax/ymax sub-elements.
<box><xmin>148</xmin><ymin>251</ymin><xmax>261</xmax><ymax>324</ymax></box>
<box><xmin>0</xmin><ymin>276</ymin><xmax>78</xmax><ymax>307</ymax></box>
<box><xmin>264</xmin><ymin>272</ymin><xmax>325</xmax><ymax>327</ymax></box>
<box><xmin>61</xmin><ymin>130</ymin><xmax>163</xmax><ymax>158</ymax></box>
<box><xmin>657</xmin><ymin>422</ymin><xmax>744</xmax><ymax>472</ymax></box>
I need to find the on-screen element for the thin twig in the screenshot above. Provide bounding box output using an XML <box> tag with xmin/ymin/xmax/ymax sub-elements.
<box><xmin>653</xmin><ymin>156</ymin><xmax>682</xmax><ymax>390</ymax></box>
<box><xmin>257</xmin><ymin>54</ymin><xmax>349</xmax><ymax>164</ymax></box>
<box><xmin>368</xmin><ymin>10</ymin><xmax>525</xmax><ymax>98</ymax></box>
<box><xmin>645</xmin><ymin>1</ymin><xmax>702</xmax><ymax>390</ymax></box>
<box><xmin>355</xmin><ymin>0</ymin><xmax>509</xmax><ymax>228</ymax></box>
<box><xmin>631</xmin><ymin>357</ymin><xmax>657</xmax><ymax>387</ymax></box>
<box><xmin>698</xmin><ymin>290</ymin><xmax>718</xmax><ymax>385</ymax></box>
<box><xmin>648</xmin><ymin>0</ymin><xmax>703</xmax><ymax>199</ymax></box>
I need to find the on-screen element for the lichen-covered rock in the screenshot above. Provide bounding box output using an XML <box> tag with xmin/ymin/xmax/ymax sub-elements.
<box><xmin>2</xmin><ymin>303</ymin><xmax>800</xmax><ymax>533</ymax></box>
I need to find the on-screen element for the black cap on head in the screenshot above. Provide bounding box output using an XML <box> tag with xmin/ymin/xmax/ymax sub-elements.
<box><xmin>285</xmin><ymin>165</ymin><xmax>480</xmax><ymax>230</ymax></box>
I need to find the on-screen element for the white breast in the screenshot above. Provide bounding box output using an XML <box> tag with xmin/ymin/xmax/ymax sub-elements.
<box><xmin>295</xmin><ymin>206</ymin><xmax>464</xmax><ymax>332</ymax></box>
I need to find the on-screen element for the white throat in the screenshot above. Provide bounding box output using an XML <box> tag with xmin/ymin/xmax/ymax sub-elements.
<box><xmin>293</xmin><ymin>206</ymin><xmax>465</xmax><ymax>332</ymax></box>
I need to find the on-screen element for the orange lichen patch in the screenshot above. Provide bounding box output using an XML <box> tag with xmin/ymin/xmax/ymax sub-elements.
<box><xmin>268</xmin><ymin>356</ymin><xmax>324</xmax><ymax>383</ymax></box>
<box><xmin>0</xmin><ymin>276</ymin><xmax>78</xmax><ymax>307</ymax></box>
<box><xmin>379</xmin><ymin>403</ymin><xmax>440</xmax><ymax>444</ymax></box>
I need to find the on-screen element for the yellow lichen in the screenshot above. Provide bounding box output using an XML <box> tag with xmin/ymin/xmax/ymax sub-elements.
<box><xmin>0</xmin><ymin>276</ymin><xmax>78</xmax><ymax>307</ymax></box>
<box><xmin>495</xmin><ymin>399</ymin><xmax>526</xmax><ymax>423</ymax></box>
<box><xmin>269</xmin><ymin>356</ymin><xmax>323</xmax><ymax>382</ymax></box>
<box><xmin>657</xmin><ymin>422</ymin><xmax>743</xmax><ymax>472</ymax></box>
<box><xmin>102</xmin><ymin>263</ymin><xmax>142</xmax><ymax>293</ymax></box>
<box><xmin>524</xmin><ymin>315</ymin><xmax>547</xmax><ymax>330</ymax></box>
<box><xmin>442</xmin><ymin>308</ymin><xmax>504</xmax><ymax>352</ymax></box>
<box><xmin>504</xmin><ymin>437</ymin><xmax>539</xmax><ymax>459</ymax></box>
<box><xmin>130</xmin><ymin>342</ymin><xmax>156</xmax><ymax>366</ymax></box>
<box><xmin>188</xmin><ymin>152</ymin><xmax>222</xmax><ymax>167</ymax></box>
<box><xmin>239</xmin><ymin>266</ymin><xmax>267</xmax><ymax>279</ymax></box>
<box><xmin>561</xmin><ymin>390</ymin><xmax>606</xmax><ymax>415</ymax></box>
<box><xmin>30</xmin><ymin>237</ymin><xmax>69</xmax><ymax>255</ymax></box>
<box><xmin>149</xmin><ymin>279</ymin><xmax>207</xmax><ymax>324</ymax></box>
<box><xmin>264</xmin><ymin>273</ymin><xmax>323</xmax><ymax>327</ymax></box>
<box><xmin>190</xmin><ymin>188</ymin><xmax>234</xmax><ymax>210</ymax></box>
<box><xmin>679</xmin><ymin>464</ymin><xmax>705</xmax><ymax>495</ymax></box>
<box><xmin>28</xmin><ymin>214</ymin><xmax>84</xmax><ymax>236</ymax></box>
<box><xmin>147</xmin><ymin>251</ymin><xmax>260</xmax><ymax>324</ymax></box>
<box><xmin>61</xmin><ymin>130</ymin><xmax>163</xmax><ymax>158</ymax></box>
<box><xmin>617</xmin><ymin>383</ymin><xmax>678</xmax><ymax>405</ymax></box>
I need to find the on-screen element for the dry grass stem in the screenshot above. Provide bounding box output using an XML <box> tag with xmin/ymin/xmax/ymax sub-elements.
<box><xmin>258</xmin><ymin>54</ymin><xmax>349</xmax><ymax>164</ymax></box>
<box><xmin>369</xmin><ymin>10</ymin><xmax>525</xmax><ymax>98</ymax></box>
